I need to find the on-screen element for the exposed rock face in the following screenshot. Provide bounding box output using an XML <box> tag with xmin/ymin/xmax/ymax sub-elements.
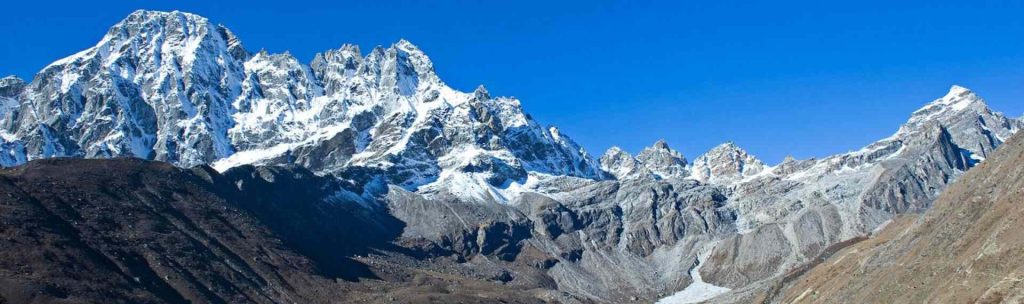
<box><xmin>599</xmin><ymin>139</ymin><xmax>689</xmax><ymax>181</ymax></box>
<box><xmin>0</xmin><ymin>76</ymin><xmax>25</xmax><ymax>98</ymax></box>
<box><xmin>690</xmin><ymin>142</ymin><xmax>767</xmax><ymax>184</ymax></box>
<box><xmin>0</xmin><ymin>76</ymin><xmax>26</xmax><ymax>165</ymax></box>
<box><xmin>898</xmin><ymin>85</ymin><xmax>1017</xmax><ymax>159</ymax></box>
<box><xmin>765</xmin><ymin>132</ymin><xmax>1024</xmax><ymax>304</ymax></box>
<box><xmin>700</xmin><ymin>95</ymin><xmax>1017</xmax><ymax>293</ymax></box>
<box><xmin>599</xmin><ymin>147</ymin><xmax>651</xmax><ymax>180</ymax></box>
<box><xmin>1</xmin><ymin>9</ymin><xmax>1023</xmax><ymax>304</ymax></box>
<box><xmin>10</xmin><ymin>11</ymin><xmax>246</xmax><ymax>165</ymax></box>
<box><xmin>636</xmin><ymin>139</ymin><xmax>689</xmax><ymax>179</ymax></box>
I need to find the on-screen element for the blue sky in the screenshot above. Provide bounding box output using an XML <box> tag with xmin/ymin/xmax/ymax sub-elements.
<box><xmin>3</xmin><ymin>0</ymin><xmax>1023</xmax><ymax>163</ymax></box>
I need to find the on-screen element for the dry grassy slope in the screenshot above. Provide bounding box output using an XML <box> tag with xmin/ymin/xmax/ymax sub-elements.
<box><xmin>768</xmin><ymin>133</ymin><xmax>1024</xmax><ymax>303</ymax></box>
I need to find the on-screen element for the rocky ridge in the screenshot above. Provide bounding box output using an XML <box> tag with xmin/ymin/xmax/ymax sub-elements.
<box><xmin>0</xmin><ymin>10</ymin><xmax>1022</xmax><ymax>304</ymax></box>
<box><xmin>765</xmin><ymin>131</ymin><xmax>1024</xmax><ymax>303</ymax></box>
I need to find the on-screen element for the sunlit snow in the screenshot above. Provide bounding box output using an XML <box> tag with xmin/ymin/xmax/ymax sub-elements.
<box><xmin>656</xmin><ymin>254</ymin><xmax>730</xmax><ymax>304</ymax></box>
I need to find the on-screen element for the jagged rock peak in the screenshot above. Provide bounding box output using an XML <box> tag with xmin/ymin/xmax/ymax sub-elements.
<box><xmin>394</xmin><ymin>38</ymin><xmax>425</xmax><ymax>55</ymax></box>
<box><xmin>703</xmin><ymin>141</ymin><xmax>753</xmax><ymax>157</ymax></box>
<box><xmin>0</xmin><ymin>76</ymin><xmax>25</xmax><ymax>97</ymax></box>
<box><xmin>946</xmin><ymin>84</ymin><xmax>973</xmax><ymax>98</ymax></box>
<box><xmin>600</xmin><ymin>146</ymin><xmax>649</xmax><ymax>180</ymax></box>
<box><xmin>126</xmin><ymin>9</ymin><xmax>203</xmax><ymax>19</ymax></box>
<box><xmin>108</xmin><ymin>10</ymin><xmax>248</xmax><ymax>59</ymax></box>
<box><xmin>901</xmin><ymin>85</ymin><xmax>988</xmax><ymax>130</ymax></box>
<box><xmin>312</xmin><ymin>44</ymin><xmax>361</xmax><ymax>61</ymax></box>
<box><xmin>914</xmin><ymin>85</ymin><xmax>983</xmax><ymax>114</ymax></box>
<box><xmin>636</xmin><ymin>139</ymin><xmax>689</xmax><ymax>179</ymax></box>
<box><xmin>601</xmin><ymin>146</ymin><xmax>631</xmax><ymax>160</ymax></box>
<box><xmin>895</xmin><ymin>85</ymin><xmax>1023</xmax><ymax>158</ymax></box>
<box><xmin>9</xmin><ymin>9</ymin><xmax>253</xmax><ymax>167</ymax></box>
<box><xmin>308</xmin><ymin>38</ymin><xmax>444</xmax><ymax>98</ymax></box>
<box><xmin>652</xmin><ymin>139</ymin><xmax>671</xmax><ymax>149</ymax></box>
<box><xmin>691</xmin><ymin>141</ymin><xmax>766</xmax><ymax>184</ymax></box>
<box><xmin>0</xmin><ymin>76</ymin><xmax>24</xmax><ymax>86</ymax></box>
<box><xmin>111</xmin><ymin>10</ymin><xmax>207</xmax><ymax>32</ymax></box>
<box><xmin>473</xmin><ymin>85</ymin><xmax>490</xmax><ymax>100</ymax></box>
<box><xmin>389</xmin><ymin>39</ymin><xmax>440</xmax><ymax>85</ymax></box>
<box><xmin>0</xmin><ymin>9</ymin><xmax>612</xmax><ymax>194</ymax></box>
<box><xmin>39</xmin><ymin>9</ymin><xmax>251</xmax><ymax>77</ymax></box>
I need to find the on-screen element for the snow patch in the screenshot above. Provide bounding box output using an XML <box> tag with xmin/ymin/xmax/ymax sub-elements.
<box><xmin>656</xmin><ymin>250</ymin><xmax>731</xmax><ymax>304</ymax></box>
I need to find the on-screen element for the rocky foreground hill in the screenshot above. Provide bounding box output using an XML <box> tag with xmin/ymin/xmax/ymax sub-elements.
<box><xmin>0</xmin><ymin>10</ymin><xmax>1022</xmax><ymax>304</ymax></box>
<box><xmin>0</xmin><ymin>158</ymin><xmax>561</xmax><ymax>303</ymax></box>
<box><xmin>759</xmin><ymin>131</ymin><xmax>1024</xmax><ymax>303</ymax></box>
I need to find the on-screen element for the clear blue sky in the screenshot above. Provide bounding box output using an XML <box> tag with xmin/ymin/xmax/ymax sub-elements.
<box><xmin>3</xmin><ymin>0</ymin><xmax>1023</xmax><ymax>163</ymax></box>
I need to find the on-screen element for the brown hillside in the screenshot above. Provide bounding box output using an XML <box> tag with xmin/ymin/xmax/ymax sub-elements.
<box><xmin>769</xmin><ymin>133</ymin><xmax>1024</xmax><ymax>303</ymax></box>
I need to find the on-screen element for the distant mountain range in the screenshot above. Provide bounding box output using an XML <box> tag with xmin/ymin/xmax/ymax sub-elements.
<box><xmin>0</xmin><ymin>10</ymin><xmax>1021</xmax><ymax>303</ymax></box>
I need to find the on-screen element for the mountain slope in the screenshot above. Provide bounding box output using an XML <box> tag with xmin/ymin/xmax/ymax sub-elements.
<box><xmin>375</xmin><ymin>85</ymin><xmax>1021</xmax><ymax>303</ymax></box>
<box><xmin>767</xmin><ymin>131</ymin><xmax>1024</xmax><ymax>303</ymax></box>
<box><xmin>694</xmin><ymin>86</ymin><xmax>1021</xmax><ymax>302</ymax></box>
<box><xmin>0</xmin><ymin>158</ymin><xmax>555</xmax><ymax>304</ymax></box>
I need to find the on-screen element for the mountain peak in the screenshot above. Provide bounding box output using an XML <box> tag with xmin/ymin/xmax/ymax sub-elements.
<box><xmin>0</xmin><ymin>75</ymin><xmax>25</xmax><ymax>98</ymax></box>
<box><xmin>375</xmin><ymin>39</ymin><xmax>439</xmax><ymax>94</ymax></box>
<box><xmin>691</xmin><ymin>141</ymin><xmax>765</xmax><ymax>184</ymax></box>
<box><xmin>390</xmin><ymin>39</ymin><xmax>430</xmax><ymax>63</ymax></box>
<box><xmin>708</xmin><ymin>141</ymin><xmax>744</xmax><ymax>154</ymax></box>
<box><xmin>639</xmin><ymin>139</ymin><xmax>684</xmax><ymax>157</ymax></box>
<box><xmin>600</xmin><ymin>147</ymin><xmax>651</xmax><ymax>180</ymax></box>
<box><xmin>947</xmin><ymin>84</ymin><xmax>972</xmax><ymax>96</ymax></box>
<box><xmin>473</xmin><ymin>85</ymin><xmax>490</xmax><ymax>99</ymax></box>
<box><xmin>902</xmin><ymin>85</ymin><xmax>989</xmax><ymax>133</ymax></box>
<box><xmin>116</xmin><ymin>10</ymin><xmax>212</xmax><ymax>31</ymax></box>
<box><xmin>603</xmin><ymin>146</ymin><xmax>629</xmax><ymax>157</ymax></box>
<box><xmin>0</xmin><ymin>75</ymin><xmax>24</xmax><ymax>87</ymax></box>
<box><xmin>937</xmin><ymin>84</ymin><xmax>980</xmax><ymax>109</ymax></box>
<box><xmin>128</xmin><ymin>9</ymin><xmax>199</xmax><ymax>17</ymax></box>
<box><xmin>339</xmin><ymin>43</ymin><xmax>361</xmax><ymax>54</ymax></box>
<box><xmin>912</xmin><ymin>85</ymin><xmax>983</xmax><ymax>116</ymax></box>
<box><xmin>94</xmin><ymin>9</ymin><xmax>247</xmax><ymax>65</ymax></box>
<box><xmin>893</xmin><ymin>85</ymin><xmax>1023</xmax><ymax>160</ymax></box>
<box><xmin>652</xmin><ymin>139</ymin><xmax>670</xmax><ymax>149</ymax></box>
<box><xmin>394</xmin><ymin>39</ymin><xmax>421</xmax><ymax>52</ymax></box>
<box><xmin>636</xmin><ymin>139</ymin><xmax>688</xmax><ymax>179</ymax></box>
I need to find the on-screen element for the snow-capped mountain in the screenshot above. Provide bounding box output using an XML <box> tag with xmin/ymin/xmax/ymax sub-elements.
<box><xmin>9</xmin><ymin>10</ymin><xmax>246</xmax><ymax>165</ymax></box>
<box><xmin>1</xmin><ymin>9</ymin><xmax>1023</xmax><ymax>304</ymax></box>
<box><xmin>0</xmin><ymin>10</ymin><xmax>603</xmax><ymax>193</ymax></box>
<box><xmin>599</xmin><ymin>146</ymin><xmax>651</xmax><ymax>179</ymax></box>
<box><xmin>637</xmin><ymin>139</ymin><xmax>690</xmax><ymax>179</ymax></box>
<box><xmin>599</xmin><ymin>139</ymin><xmax>691</xmax><ymax>180</ymax></box>
<box><xmin>691</xmin><ymin>142</ymin><xmax>767</xmax><ymax>184</ymax></box>
<box><xmin>695</xmin><ymin>85</ymin><xmax>1022</xmax><ymax>300</ymax></box>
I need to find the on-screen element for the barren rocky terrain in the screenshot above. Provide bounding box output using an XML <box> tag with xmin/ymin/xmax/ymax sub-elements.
<box><xmin>0</xmin><ymin>159</ymin><xmax>562</xmax><ymax>303</ymax></box>
<box><xmin>759</xmin><ymin>132</ymin><xmax>1024</xmax><ymax>303</ymax></box>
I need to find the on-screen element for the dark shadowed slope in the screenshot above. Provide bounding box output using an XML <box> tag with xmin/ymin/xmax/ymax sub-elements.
<box><xmin>0</xmin><ymin>158</ymin><xmax>550</xmax><ymax>304</ymax></box>
<box><xmin>764</xmin><ymin>132</ymin><xmax>1024</xmax><ymax>303</ymax></box>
